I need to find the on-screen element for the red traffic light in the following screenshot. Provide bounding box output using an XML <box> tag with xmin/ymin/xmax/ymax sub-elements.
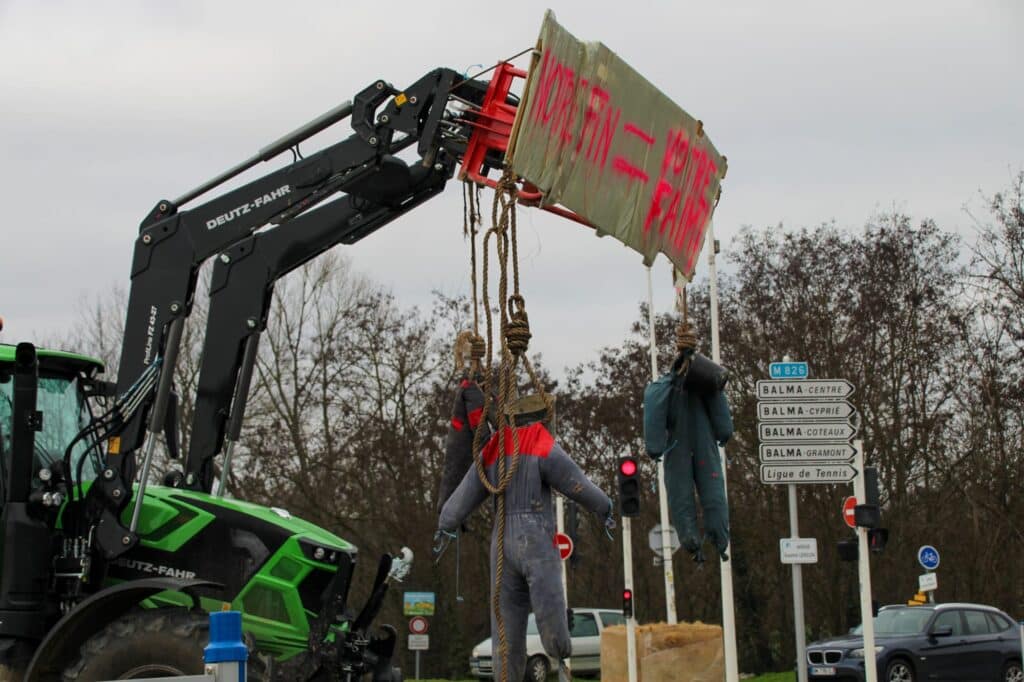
<box><xmin>622</xmin><ymin>587</ymin><xmax>634</xmax><ymax>618</ymax></box>
<box><xmin>620</xmin><ymin>458</ymin><xmax>637</xmax><ymax>477</ymax></box>
<box><xmin>623</xmin><ymin>589</ymin><xmax>632</xmax><ymax>600</ymax></box>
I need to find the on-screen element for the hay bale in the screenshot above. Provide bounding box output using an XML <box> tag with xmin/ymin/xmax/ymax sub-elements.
<box><xmin>600</xmin><ymin>621</ymin><xmax>724</xmax><ymax>681</ymax></box>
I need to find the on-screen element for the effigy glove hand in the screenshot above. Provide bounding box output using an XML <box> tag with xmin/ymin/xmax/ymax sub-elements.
<box><xmin>603</xmin><ymin>503</ymin><xmax>617</xmax><ymax>540</ymax></box>
<box><xmin>432</xmin><ymin>529</ymin><xmax>456</xmax><ymax>562</ymax></box>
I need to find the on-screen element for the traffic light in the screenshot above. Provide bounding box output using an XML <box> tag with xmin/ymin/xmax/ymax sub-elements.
<box><xmin>617</xmin><ymin>456</ymin><xmax>640</xmax><ymax>517</ymax></box>
<box><xmin>837</xmin><ymin>539</ymin><xmax>858</xmax><ymax>562</ymax></box>
<box><xmin>854</xmin><ymin>504</ymin><xmax>880</xmax><ymax>529</ymax></box>
<box><xmin>622</xmin><ymin>588</ymin><xmax>634</xmax><ymax>618</ymax></box>
<box><xmin>868</xmin><ymin>528</ymin><xmax>889</xmax><ymax>553</ymax></box>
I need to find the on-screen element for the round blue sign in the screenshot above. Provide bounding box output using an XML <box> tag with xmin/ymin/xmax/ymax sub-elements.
<box><xmin>918</xmin><ymin>545</ymin><xmax>940</xmax><ymax>570</ymax></box>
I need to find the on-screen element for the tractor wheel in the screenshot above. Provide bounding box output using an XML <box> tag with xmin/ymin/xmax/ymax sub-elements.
<box><xmin>61</xmin><ymin>608</ymin><xmax>208</xmax><ymax>681</ymax></box>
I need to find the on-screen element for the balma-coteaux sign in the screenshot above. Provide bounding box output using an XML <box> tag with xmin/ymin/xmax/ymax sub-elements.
<box><xmin>508</xmin><ymin>11</ymin><xmax>727</xmax><ymax>279</ymax></box>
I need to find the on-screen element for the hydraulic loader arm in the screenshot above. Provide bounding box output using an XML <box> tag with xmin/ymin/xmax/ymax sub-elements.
<box><xmin>183</xmin><ymin>156</ymin><xmax>451</xmax><ymax>492</ymax></box>
<box><xmin>92</xmin><ymin>67</ymin><xmax>493</xmax><ymax>558</ymax></box>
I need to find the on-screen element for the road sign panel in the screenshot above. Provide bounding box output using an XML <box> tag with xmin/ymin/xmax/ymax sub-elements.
<box><xmin>403</xmin><ymin>592</ymin><xmax>436</xmax><ymax>616</ymax></box>
<box><xmin>918</xmin><ymin>573</ymin><xmax>938</xmax><ymax>592</ymax></box>
<box><xmin>770</xmin><ymin>361</ymin><xmax>809</xmax><ymax>379</ymax></box>
<box><xmin>758</xmin><ymin>422</ymin><xmax>857</xmax><ymax>442</ymax></box>
<box><xmin>647</xmin><ymin>524</ymin><xmax>680</xmax><ymax>555</ymax></box>
<box><xmin>756</xmin><ymin>379</ymin><xmax>855</xmax><ymax>401</ymax></box>
<box><xmin>918</xmin><ymin>545</ymin><xmax>940</xmax><ymax>570</ymax></box>
<box><xmin>758</xmin><ymin>401</ymin><xmax>856</xmax><ymax>421</ymax></box>
<box><xmin>554</xmin><ymin>532</ymin><xmax>574</xmax><ymax>560</ymax></box>
<box><xmin>760</xmin><ymin>443</ymin><xmax>857</xmax><ymax>463</ymax></box>
<box><xmin>409</xmin><ymin>616</ymin><xmax>429</xmax><ymax>635</ymax></box>
<box><xmin>761</xmin><ymin>463</ymin><xmax>857</xmax><ymax>484</ymax></box>
<box><xmin>842</xmin><ymin>496</ymin><xmax>857</xmax><ymax>529</ymax></box>
<box><xmin>408</xmin><ymin>634</ymin><xmax>429</xmax><ymax>651</ymax></box>
<box><xmin>780</xmin><ymin>538</ymin><xmax>818</xmax><ymax>564</ymax></box>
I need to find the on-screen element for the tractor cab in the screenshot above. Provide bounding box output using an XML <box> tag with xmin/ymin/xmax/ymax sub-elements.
<box><xmin>0</xmin><ymin>344</ymin><xmax>106</xmax><ymax>495</ymax></box>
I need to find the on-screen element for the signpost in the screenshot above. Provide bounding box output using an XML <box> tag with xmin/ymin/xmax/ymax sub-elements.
<box><xmin>779</xmin><ymin>538</ymin><xmax>818</xmax><ymax>564</ymax></box>
<box><xmin>918</xmin><ymin>573</ymin><xmax>938</xmax><ymax>592</ymax></box>
<box><xmin>842</xmin><ymin>496</ymin><xmax>857</xmax><ymax>529</ymax></box>
<box><xmin>917</xmin><ymin>545</ymin><xmax>940</xmax><ymax>570</ymax></box>
<box><xmin>408</xmin><ymin>616</ymin><xmax>430</xmax><ymax>679</ymax></box>
<box><xmin>917</xmin><ymin>546</ymin><xmax>940</xmax><ymax>603</ymax></box>
<box><xmin>648</xmin><ymin>524</ymin><xmax>680</xmax><ymax>556</ymax></box>
<box><xmin>760</xmin><ymin>463</ymin><xmax>857</xmax><ymax>484</ymax></box>
<box><xmin>757</xmin><ymin>361</ymin><xmax>859</xmax><ymax>682</ymax></box>
<box><xmin>555</xmin><ymin>532</ymin><xmax>574</xmax><ymax>561</ymax></box>
<box><xmin>402</xmin><ymin>592</ymin><xmax>436</xmax><ymax>617</ymax></box>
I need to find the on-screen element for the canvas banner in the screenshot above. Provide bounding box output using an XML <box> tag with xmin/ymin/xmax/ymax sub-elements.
<box><xmin>507</xmin><ymin>11</ymin><xmax>727</xmax><ymax>279</ymax></box>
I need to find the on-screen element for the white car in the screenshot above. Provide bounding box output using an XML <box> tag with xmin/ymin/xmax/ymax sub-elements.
<box><xmin>469</xmin><ymin>608</ymin><xmax>626</xmax><ymax>681</ymax></box>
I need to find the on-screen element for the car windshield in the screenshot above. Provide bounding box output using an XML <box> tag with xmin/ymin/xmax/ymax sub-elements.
<box><xmin>526</xmin><ymin>614</ymin><xmax>538</xmax><ymax>635</ymax></box>
<box><xmin>851</xmin><ymin>608</ymin><xmax>933</xmax><ymax>635</ymax></box>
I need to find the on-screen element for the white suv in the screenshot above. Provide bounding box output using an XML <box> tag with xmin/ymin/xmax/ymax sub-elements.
<box><xmin>469</xmin><ymin>608</ymin><xmax>625</xmax><ymax>681</ymax></box>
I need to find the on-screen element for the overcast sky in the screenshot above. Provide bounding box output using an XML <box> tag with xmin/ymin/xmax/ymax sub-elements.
<box><xmin>1</xmin><ymin>1</ymin><xmax>1021</xmax><ymax>374</ymax></box>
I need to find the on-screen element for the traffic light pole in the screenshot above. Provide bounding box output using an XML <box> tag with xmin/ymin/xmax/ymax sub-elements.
<box><xmin>646</xmin><ymin>266</ymin><xmax>678</xmax><ymax>625</ymax></box>
<box><xmin>853</xmin><ymin>439</ymin><xmax>878</xmax><ymax>682</ymax></box>
<box><xmin>622</xmin><ymin>515</ymin><xmax>638</xmax><ymax>682</ymax></box>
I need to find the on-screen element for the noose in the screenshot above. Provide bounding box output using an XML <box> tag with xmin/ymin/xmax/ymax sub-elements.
<box><xmin>674</xmin><ymin>271</ymin><xmax>698</xmax><ymax>375</ymax></box>
<box><xmin>465</xmin><ymin>170</ymin><xmax>552</xmax><ymax>682</ymax></box>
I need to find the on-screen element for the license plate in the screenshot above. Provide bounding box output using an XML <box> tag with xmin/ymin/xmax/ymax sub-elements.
<box><xmin>810</xmin><ymin>667</ymin><xmax>836</xmax><ymax>676</ymax></box>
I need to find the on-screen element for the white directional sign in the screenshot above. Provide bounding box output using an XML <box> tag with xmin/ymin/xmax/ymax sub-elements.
<box><xmin>760</xmin><ymin>443</ymin><xmax>857</xmax><ymax>462</ymax></box>
<box><xmin>761</xmin><ymin>463</ymin><xmax>857</xmax><ymax>484</ymax></box>
<box><xmin>408</xmin><ymin>634</ymin><xmax>429</xmax><ymax>651</ymax></box>
<box><xmin>758</xmin><ymin>422</ymin><xmax>857</xmax><ymax>442</ymax></box>
<box><xmin>780</xmin><ymin>538</ymin><xmax>818</xmax><ymax>564</ymax></box>
<box><xmin>919</xmin><ymin>573</ymin><xmax>938</xmax><ymax>592</ymax></box>
<box><xmin>758</xmin><ymin>401</ymin><xmax>856</xmax><ymax>421</ymax></box>
<box><xmin>757</xmin><ymin>379</ymin><xmax>855</xmax><ymax>400</ymax></box>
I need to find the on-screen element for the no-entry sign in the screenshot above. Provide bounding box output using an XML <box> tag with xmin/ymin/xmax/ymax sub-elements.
<box><xmin>843</xmin><ymin>496</ymin><xmax>857</xmax><ymax>529</ymax></box>
<box><xmin>409</xmin><ymin>616</ymin><xmax>429</xmax><ymax>635</ymax></box>
<box><xmin>554</xmin><ymin>532</ymin><xmax>574</xmax><ymax>560</ymax></box>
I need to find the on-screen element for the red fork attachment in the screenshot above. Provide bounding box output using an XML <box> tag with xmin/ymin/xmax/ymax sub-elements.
<box><xmin>458</xmin><ymin>62</ymin><xmax>591</xmax><ymax>228</ymax></box>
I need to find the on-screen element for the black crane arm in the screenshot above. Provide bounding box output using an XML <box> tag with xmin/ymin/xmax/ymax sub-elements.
<box><xmin>89</xmin><ymin>67</ymin><xmax>492</xmax><ymax>557</ymax></box>
<box><xmin>183</xmin><ymin>157</ymin><xmax>451</xmax><ymax>492</ymax></box>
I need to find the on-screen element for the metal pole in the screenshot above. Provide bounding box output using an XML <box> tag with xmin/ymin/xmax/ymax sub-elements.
<box><xmin>707</xmin><ymin>224</ymin><xmax>739</xmax><ymax>681</ymax></box>
<box><xmin>927</xmin><ymin>571</ymin><xmax>935</xmax><ymax>604</ymax></box>
<box><xmin>853</xmin><ymin>440</ymin><xmax>878</xmax><ymax>682</ymax></box>
<box><xmin>622</xmin><ymin>515</ymin><xmax>638</xmax><ymax>682</ymax></box>
<box><xmin>647</xmin><ymin>266</ymin><xmax>678</xmax><ymax>625</ymax></box>
<box><xmin>789</xmin><ymin>484</ymin><xmax>808</xmax><ymax>682</ymax></box>
<box><xmin>556</xmin><ymin>495</ymin><xmax>568</xmax><ymax>600</ymax></box>
<box><xmin>415</xmin><ymin>650</ymin><xmax>420</xmax><ymax>680</ymax></box>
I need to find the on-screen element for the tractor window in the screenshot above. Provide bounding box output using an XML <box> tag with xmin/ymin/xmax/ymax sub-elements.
<box><xmin>34</xmin><ymin>375</ymin><xmax>99</xmax><ymax>481</ymax></box>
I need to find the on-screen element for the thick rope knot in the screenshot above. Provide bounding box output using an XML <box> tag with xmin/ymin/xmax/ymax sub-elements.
<box><xmin>470</xmin><ymin>333</ymin><xmax>486</xmax><ymax>362</ymax></box>
<box><xmin>676</xmin><ymin>321</ymin><xmax>698</xmax><ymax>353</ymax></box>
<box><xmin>505</xmin><ymin>296</ymin><xmax>531</xmax><ymax>356</ymax></box>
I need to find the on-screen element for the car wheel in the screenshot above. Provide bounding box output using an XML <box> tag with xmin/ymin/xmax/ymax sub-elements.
<box><xmin>884</xmin><ymin>658</ymin><xmax>915</xmax><ymax>682</ymax></box>
<box><xmin>1003</xmin><ymin>660</ymin><xmax>1023</xmax><ymax>682</ymax></box>
<box><xmin>525</xmin><ymin>655</ymin><xmax>549</xmax><ymax>682</ymax></box>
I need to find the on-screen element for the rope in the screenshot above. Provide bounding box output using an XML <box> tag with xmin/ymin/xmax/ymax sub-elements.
<box><xmin>675</xmin><ymin>281</ymin><xmax>698</xmax><ymax>374</ymax></box>
<box><xmin>465</xmin><ymin>169</ymin><xmax>552</xmax><ymax>682</ymax></box>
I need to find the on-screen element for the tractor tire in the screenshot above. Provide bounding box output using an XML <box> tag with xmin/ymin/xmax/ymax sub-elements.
<box><xmin>61</xmin><ymin>608</ymin><xmax>208</xmax><ymax>681</ymax></box>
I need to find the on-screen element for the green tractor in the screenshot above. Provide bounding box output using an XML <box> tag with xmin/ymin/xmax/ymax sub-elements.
<box><xmin>0</xmin><ymin>342</ymin><xmax>408</xmax><ymax>681</ymax></box>
<box><xmin>0</xmin><ymin>65</ymin><xmax>499</xmax><ymax>680</ymax></box>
